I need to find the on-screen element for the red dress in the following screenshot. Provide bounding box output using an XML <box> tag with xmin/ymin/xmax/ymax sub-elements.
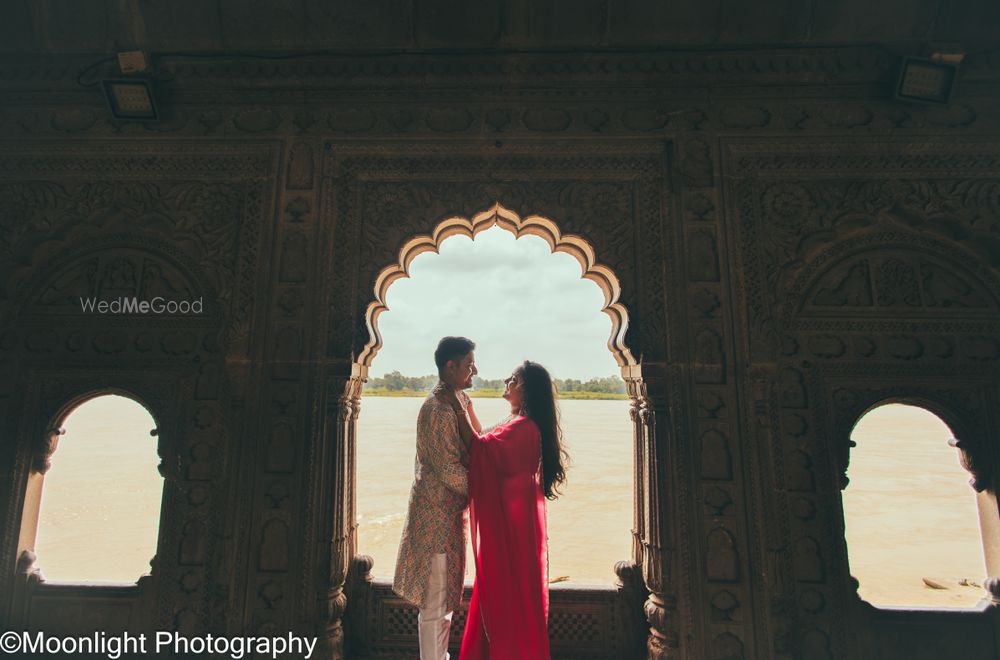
<box><xmin>460</xmin><ymin>415</ymin><xmax>551</xmax><ymax>660</ymax></box>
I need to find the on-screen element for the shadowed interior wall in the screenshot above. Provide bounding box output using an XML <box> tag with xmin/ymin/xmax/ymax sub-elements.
<box><xmin>1</xmin><ymin>5</ymin><xmax>1000</xmax><ymax>657</ymax></box>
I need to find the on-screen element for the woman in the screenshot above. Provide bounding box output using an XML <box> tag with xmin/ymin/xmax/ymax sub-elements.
<box><xmin>441</xmin><ymin>360</ymin><xmax>568</xmax><ymax>660</ymax></box>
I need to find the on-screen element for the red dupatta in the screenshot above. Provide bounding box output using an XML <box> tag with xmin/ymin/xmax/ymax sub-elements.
<box><xmin>460</xmin><ymin>415</ymin><xmax>551</xmax><ymax>660</ymax></box>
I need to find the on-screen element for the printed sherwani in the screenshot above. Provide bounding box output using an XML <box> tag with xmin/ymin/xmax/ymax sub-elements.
<box><xmin>393</xmin><ymin>382</ymin><xmax>471</xmax><ymax>611</ymax></box>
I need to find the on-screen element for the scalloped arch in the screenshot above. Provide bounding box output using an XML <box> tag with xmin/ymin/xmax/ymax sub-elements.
<box><xmin>356</xmin><ymin>203</ymin><xmax>637</xmax><ymax>371</ymax></box>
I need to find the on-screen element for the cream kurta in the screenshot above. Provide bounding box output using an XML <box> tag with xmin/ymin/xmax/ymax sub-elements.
<box><xmin>392</xmin><ymin>383</ymin><xmax>471</xmax><ymax>611</ymax></box>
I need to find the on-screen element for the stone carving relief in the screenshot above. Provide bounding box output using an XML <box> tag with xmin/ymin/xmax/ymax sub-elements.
<box><xmin>801</xmin><ymin>628</ymin><xmax>833</xmax><ymax>660</ymax></box>
<box><xmin>707</xmin><ymin>527</ymin><xmax>740</xmax><ymax>582</ymax></box>
<box><xmin>286</xmin><ymin>142</ymin><xmax>315</xmax><ymax>190</ymax></box>
<box><xmin>709</xmin><ymin>590</ymin><xmax>740</xmax><ymax>622</ymax></box>
<box><xmin>922</xmin><ymin>261</ymin><xmax>990</xmax><ymax>308</ymax></box>
<box><xmin>278</xmin><ymin>231</ymin><xmax>308</xmax><ymax>283</ymax></box>
<box><xmin>694</xmin><ymin>329</ymin><xmax>726</xmax><ymax>384</ymax></box>
<box><xmin>259</xmin><ymin>519</ymin><xmax>290</xmax><ymax>572</ymax></box>
<box><xmin>697</xmin><ymin>390</ymin><xmax>727</xmax><ymax>419</ymax></box>
<box><xmin>284</xmin><ymin>197</ymin><xmax>311</xmax><ymax>223</ymax></box>
<box><xmin>679</xmin><ymin>137</ymin><xmax>713</xmax><ymax>188</ymax></box>
<box><xmin>179</xmin><ymin>521</ymin><xmax>206</xmax><ymax>566</ymax></box>
<box><xmin>876</xmin><ymin>258</ymin><xmax>920</xmax><ymax>307</ymax></box>
<box><xmin>234</xmin><ymin>109</ymin><xmax>282</xmax><ymax>133</ymax></box>
<box><xmin>686</xmin><ymin>191</ymin><xmax>716</xmax><ymax>223</ymax></box>
<box><xmin>704</xmin><ymin>487</ymin><xmax>734</xmax><ymax>516</ymax></box>
<box><xmin>0</xmin><ymin>144</ymin><xmax>275</xmax><ymax>358</ymax></box>
<box><xmin>778</xmin><ymin>369</ymin><xmax>807</xmax><ymax>409</ymax></box>
<box><xmin>811</xmin><ymin>260</ymin><xmax>872</xmax><ymax>307</ymax></box>
<box><xmin>185</xmin><ymin>442</ymin><xmax>216</xmax><ymax>481</ymax></box>
<box><xmin>194</xmin><ymin>364</ymin><xmax>220</xmax><ymax>400</ymax></box>
<box><xmin>689</xmin><ymin>230</ymin><xmax>721</xmax><ymax>282</ymax></box>
<box><xmin>266</xmin><ymin>422</ymin><xmax>296</xmax><ymax>474</ymax></box>
<box><xmin>272</xmin><ymin>328</ymin><xmax>303</xmax><ymax>380</ymax></box>
<box><xmin>701</xmin><ymin>430</ymin><xmax>733</xmax><ymax>481</ymax></box>
<box><xmin>711</xmin><ymin>632</ymin><xmax>746</xmax><ymax>660</ymax></box>
<box><xmin>31</xmin><ymin>251</ymin><xmax>201</xmax><ymax>314</ymax></box>
<box><xmin>802</xmin><ymin>253</ymin><xmax>995</xmax><ymax>317</ymax></box>
<box><xmin>786</xmin><ymin>450</ymin><xmax>815</xmax><ymax>492</ymax></box>
<box><xmin>692</xmin><ymin>288</ymin><xmax>721</xmax><ymax>319</ymax></box>
<box><xmin>792</xmin><ymin>538</ymin><xmax>824</xmax><ymax>583</ymax></box>
<box><xmin>728</xmin><ymin>141</ymin><xmax>1000</xmax><ymax>362</ymax></box>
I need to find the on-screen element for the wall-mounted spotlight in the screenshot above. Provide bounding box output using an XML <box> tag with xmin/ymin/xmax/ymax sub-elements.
<box><xmin>893</xmin><ymin>55</ymin><xmax>960</xmax><ymax>105</ymax></box>
<box><xmin>102</xmin><ymin>79</ymin><xmax>159</xmax><ymax>121</ymax></box>
<box><xmin>101</xmin><ymin>51</ymin><xmax>158</xmax><ymax>121</ymax></box>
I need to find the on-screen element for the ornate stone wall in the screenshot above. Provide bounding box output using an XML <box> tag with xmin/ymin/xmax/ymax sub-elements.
<box><xmin>725</xmin><ymin>139</ymin><xmax>1000</xmax><ymax>660</ymax></box>
<box><xmin>0</xmin><ymin>47</ymin><xmax>998</xmax><ymax>659</ymax></box>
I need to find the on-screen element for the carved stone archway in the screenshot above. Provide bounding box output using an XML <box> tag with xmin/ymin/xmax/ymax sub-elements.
<box><xmin>314</xmin><ymin>145</ymin><xmax>680</xmax><ymax>656</ymax></box>
<box><xmin>338</xmin><ymin>202</ymin><xmax>660</xmax><ymax>657</ymax></box>
<box><xmin>356</xmin><ymin>203</ymin><xmax>638</xmax><ymax>371</ymax></box>
<box><xmin>312</xmin><ymin>141</ymin><xmax>677</xmax><ymax>659</ymax></box>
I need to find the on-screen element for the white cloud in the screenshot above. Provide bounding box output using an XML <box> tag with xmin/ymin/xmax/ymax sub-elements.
<box><xmin>371</xmin><ymin>226</ymin><xmax>621</xmax><ymax>380</ymax></box>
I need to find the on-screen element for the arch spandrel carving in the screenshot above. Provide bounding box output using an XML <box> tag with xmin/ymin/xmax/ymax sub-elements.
<box><xmin>796</xmin><ymin>247</ymin><xmax>1000</xmax><ymax>321</ymax></box>
<box><xmin>357</xmin><ymin>203</ymin><xmax>637</xmax><ymax>372</ymax></box>
<box><xmin>0</xmin><ymin>142</ymin><xmax>278</xmax><ymax>359</ymax></box>
<box><xmin>24</xmin><ymin>248</ymin><xmax>207</xmax><ymax>317</ymax></box>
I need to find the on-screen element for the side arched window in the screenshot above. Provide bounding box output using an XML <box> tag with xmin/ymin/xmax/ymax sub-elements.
<box><xmin>29</xmin><ymin>394</ymin><xmax>162</xmax><ymax>583</ymax></box>
<box><xmin>842</xmin><ymin>403</ymin><xmax>994</xmax><ymax>609</ymax></box>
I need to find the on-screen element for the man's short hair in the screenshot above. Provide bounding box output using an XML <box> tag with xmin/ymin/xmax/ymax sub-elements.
<box><xmin>435</xmin><ymin>336</ymin><xmax>476</xmax><ymax>374</ymax></box>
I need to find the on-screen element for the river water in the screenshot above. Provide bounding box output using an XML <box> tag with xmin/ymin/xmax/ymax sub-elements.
<box><xmin>31</xmin><ymin>395</ymin><xmax>989</xmax><ymax>607</ymax></box>
<box><xmin>357</xmin><ymin>396</ymin><xmax>635</xmax><ymax>586</ymax></box>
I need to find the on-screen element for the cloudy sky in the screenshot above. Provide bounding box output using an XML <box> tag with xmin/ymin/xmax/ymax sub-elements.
<box><xmin>370</xmin><ymin>226</ymin><xmax>620</xmax><ymax>381</ymax></box>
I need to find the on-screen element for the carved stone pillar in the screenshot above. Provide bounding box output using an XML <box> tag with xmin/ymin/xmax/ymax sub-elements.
<box><xmin>315</xmin><ymin>371</ymin><xmax>363</xmax><ymax>660</ymax></box>
<box><xmin>629</xmin><ymin>391</ymin><xmax>647</xmax><ymax>570</ymax></box>
<box><xmin>750</xmin><ymin>369</ymin><xmax>795</xmax><ymax>660</ymax></box>
<box><xmin>344</xmin><ymin>555</ymin><xmax>375</xmax><ymax>656</ymax></box>
<box><xmin>615</xmin><ymin>560</ymin><xmax>651</xmax><ymax>659</ymax></box>
<box><xmin>627</xmin><ymin>365</ymin><xmax>679</xmax><ymax>658</ymax></box>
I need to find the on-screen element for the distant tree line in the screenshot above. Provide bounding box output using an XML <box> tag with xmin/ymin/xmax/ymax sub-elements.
<box><xmin>362</xmin><ymin>372</ymin><xmax>626</xmax><ymax>394</ymax></box>
<box><xmin>473</xmin><ymin>375</ymin><xmax>626</xmax><ymax>394</ymax></box>
<box><xmin>364</xmin><ymin>371</ymin><xmax>438</xmax><ymax>391</ymax></box>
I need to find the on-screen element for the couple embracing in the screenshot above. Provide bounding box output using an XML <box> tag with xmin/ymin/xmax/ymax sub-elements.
<box><xmin>393</xmin><ymin>336</ymin><xmax>568</xmax><ymax>660</ymax></box>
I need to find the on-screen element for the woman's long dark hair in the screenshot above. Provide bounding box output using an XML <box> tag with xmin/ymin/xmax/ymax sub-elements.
<box><xmin>518</xmin><ymin>361</ymin><xmax>568</xmax><ymax>500</ymax></box>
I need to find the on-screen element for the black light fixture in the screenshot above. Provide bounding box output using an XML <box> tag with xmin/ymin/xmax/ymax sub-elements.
<box><xmin>102</xmin><ymin>79</ymin><xmax>159</xmax><ymax>121</ymax></box>
<box><xmin>101</xmin><ymin>51</ymin><xmax>159</xmax><ymax>121</ymax></box>
<box><xmin>893</xmin><ymin>55</ymin><xmax>960</xmax><ymax>105</ymax></box>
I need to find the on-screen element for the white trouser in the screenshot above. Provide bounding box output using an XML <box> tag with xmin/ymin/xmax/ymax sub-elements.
<box><xmin>417</xmin><ymin>552</ymin><xmax>453</xmax><ymax>660</ymax></box>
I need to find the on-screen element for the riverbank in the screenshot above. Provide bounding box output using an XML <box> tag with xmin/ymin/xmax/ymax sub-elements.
<box><xmin>362</xmin><ymin>387</ymin><xmax>627</xmax><ymax>400</ymax></box>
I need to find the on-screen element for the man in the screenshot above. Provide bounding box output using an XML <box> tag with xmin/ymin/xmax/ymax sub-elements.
<box><xmin>393</xmin><ymin>336</ymin><xmax>482</xmax><ymax>659</ymax></box>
